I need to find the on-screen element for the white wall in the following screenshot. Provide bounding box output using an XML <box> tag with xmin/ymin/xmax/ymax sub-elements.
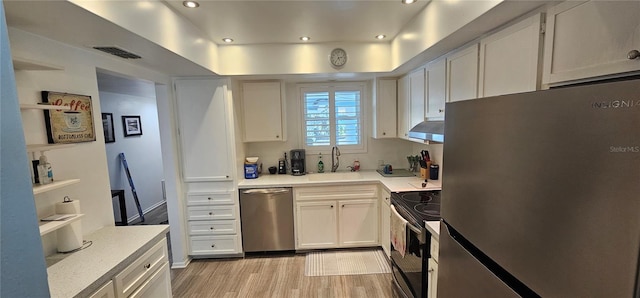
<box><xmin>99</xmin><ymin>91</ymin><xmax>165</xmax><ymax>223</ymax></box>
<box><xmin>9</xmin><ymin>27</ymin><xmax>172</xmax><ymax>256</ymax></box>
<box><xmin>242</xmin><ymin>80</ymin><xmax>416</xmax><ymax>173</ymax></box>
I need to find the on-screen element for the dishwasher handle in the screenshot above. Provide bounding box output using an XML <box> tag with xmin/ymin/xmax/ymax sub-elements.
<box><xmin>241</xmin><ymin>188</ymin><xmax>291</xmax><ymax>195</ymax></box>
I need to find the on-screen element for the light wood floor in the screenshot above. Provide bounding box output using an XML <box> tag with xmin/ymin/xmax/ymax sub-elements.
<box><xmin>170</xmin><ymin>253</ymin><xmax>393</xmax><ymax>298</ymax></box>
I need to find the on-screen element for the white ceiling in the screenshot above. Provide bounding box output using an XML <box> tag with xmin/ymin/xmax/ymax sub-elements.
<box><xmin>163</xmin><ymin>0</ymin><xmax>430</xmax><ymax>45</ymax></box>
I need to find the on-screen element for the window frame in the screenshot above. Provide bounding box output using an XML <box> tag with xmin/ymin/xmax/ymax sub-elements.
<box><xmin>298</xmin><ymin>82</ymin><xmax>367</xmax><ymax>154</ymax></box>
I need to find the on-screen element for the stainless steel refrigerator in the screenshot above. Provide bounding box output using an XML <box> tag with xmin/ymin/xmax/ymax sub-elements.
<box><xmin>440</xmin><ymin>79</ymin><xmax>640</xmax><ymax>297</ymax></box>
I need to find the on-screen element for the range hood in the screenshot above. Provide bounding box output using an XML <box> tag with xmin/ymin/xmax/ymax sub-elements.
<box><xmin>408</xmin><ymin>120</ymin><xmax>444</xmax><ymax>143</ymax></box>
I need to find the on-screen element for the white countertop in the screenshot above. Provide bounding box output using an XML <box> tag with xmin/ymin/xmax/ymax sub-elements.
<box><xmin>425</xmin><ymin>221</ymin><xmax>440</xmax><ymax>241</ymax></box>
<box><xmin>46</xmin><ymin>225</ymin><xmax>169</xmax><ymax>298</ymax></box>
<box><xmin>238</xmin><ymin>170</ymin><xmax>442</xmax><ymax>192</ymax></box>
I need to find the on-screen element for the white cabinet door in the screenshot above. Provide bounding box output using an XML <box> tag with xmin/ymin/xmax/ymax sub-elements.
<box><xmin>174</xmin><ymin>79</ymin><xmax>232</xmax><ymax>182</ymax></box>
<box><xmin>543</xmin><ymin>1</ymin><xmax>640</xmax><ymax>85</ymax></box>
<box><xmin>447</xmin><ymin>43</ymin><xmax>479</xmax><ymax>102</ymax></box>
<box><xmin>242</xmin><ymin>81</ymin><xmax>286</xmax><ymax>142</ymax></box>
<box><xmin>338</xmin><ymin>199</ymin><xmax>378</xmax><ymax>247</ymax></box>
<box><xmin>397</xmin><ymin>76</ymin><xmax>410</xmax><ymax>140</ymax></box>
<box><xmin>428</xmin><ymin>258</ymin><xmax>438</xmax><ymax>298</ymax></box>
<box><xmin>380</xmin><ymin>190</ymin><xmax>391</xmax><ymax>257</ymax></box>
<box><xmin>372</xmin><ymin>79</ymin><xmax>397</xmax><ymax>139</ymax></box>
<box><xmin>425</xmin><ymin>57</ymin><xmax>446</xmax><ymax>119</ymax></box>
<box><xmin>479</xmin><ymin>14</ymin><xmax>543</xmax><ymax>97</ymax></box>
<box><xmin>296</xmin><ymin>201</ymin><xmax>338</xmax><ymax>249</ymax></box>
<box><xmin>129</xmin><ymin>263</ymin><xmax>171</xmax><ymax>298</ymax></box>
<box><xmin>89</xmin><ymin>280</ymin><xmax>115</xmax><ymax>298</ymax></box>
<box><xmin>409</xmin><ymin>68</ymin><xmax>426</xmax><ymax>130</ymax></box>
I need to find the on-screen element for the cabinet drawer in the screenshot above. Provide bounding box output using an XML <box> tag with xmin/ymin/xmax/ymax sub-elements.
<box><xmin>295</xmin><ymin>184</ymin><xmax>378</xmax><ymax>201</ymax></box>
<box><xmin>129</xmin><ymin>262</ymin><xmax>171</xmax><ymax>298</ymax></box>
<box><xmin>187</xmin><ymin>192</ymin><xmax>233</xmax><ymax>205</ymax></box>
<box><xmin>188</xmin><ymin>220</ymin><xmax>237</xmax><ymax>235</ymax></box>
<box><xmin>89</xmin><ymin>280</ymin><xmax>115</xmax><ymax>298</ymax></box>
<box><xmin>114</xmin><ymin>239</ymin><xmax>168</xmax><ymax>298</ymax></box>
<box><xmin>190</xmin><ymin>235</ymin><xmax>240</xmax><ymax>255</ymax></box>
<box><xmin>187</xmin><ymin>205</ymin><xmax>235</xmax><ymax>220</ymax></box>
<box><xmin>430</xmin><ymin>236</ymin><xmax>439</xmax><ymax>262</ymax></box>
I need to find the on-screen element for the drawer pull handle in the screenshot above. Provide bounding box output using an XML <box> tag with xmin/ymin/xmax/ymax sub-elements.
<box><xmin>211</xmin><ymin>244</ymin><xmax>216</xmax><ymax>248</ymax></box>
<box><xmin>628</xmin><ymin>49</ymin><xmax>640</xmax><ymax>60</ymax></box>
<box><xmin>330</xmin><ymin>205</ymin><xmax>334</xmax><ymax>208</ymax></box>
<box><xmin>209</xmin><ymin>212</ymin><xmax>213</xmax><ymax>215</ymax></box>
<box><xmin>144</xmin><ymin>263</ymin><xmax>151</xmax><ymax>269</ymax></box>
<box><xmin>208</xmin><ymin>197</ymin><xmax>212</xmax><ymax>200</ymax></box>
<box><xmin>428</xmin><ymin>268</ymin><xmax>434</xmax><ymax>273</ymax></box>
<box><xmin>342</xmin><ymin>204</ymin><xmax>345</xmax><ymax>208</ymax></box>
<box><xmin>210</xmin><ymin>227</ymin><xmax>214</xmax><ymax>230</ymax></box>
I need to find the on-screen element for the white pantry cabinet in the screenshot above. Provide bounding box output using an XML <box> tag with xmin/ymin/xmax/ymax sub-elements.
<box><xmin>543</xmin><ymin>1</ymin><xmax>640</xmax><ymax>85</ymax></box>
<box><xmin>479</xmin><ymin>14</ymin><xmax>543</xmax><ymax>97</ymax></box>
<box><xmin>397</xmin><ymin>76</ymin><xmax>410</xmax><ymax>140</ymax></box>
<box><xmin>409</xmin><ymin>68</ymin><xmax>426</xmax><ymax>129</ymax></box>
<box><xmin>424</xmin><ymin>57</ymin><xmax>446</xmax><ymax>119</ymax></box>
<box><xmin>174</xmin><ymin>78</ymin><xmax>232</xmax><ymax>182</ymax></box>
<box><xmin>446</xmin><ymin>43</ymin><xmax>479</xmax><ymax>102</ymax></box>
<box><xmin>372</xmin><ymin>78</ymin><xmax>397</xmax><ymax>139</ymax></box>
<box><xmin>241</xmin><ymin>81</ymin><xmax>286</xmax><ymax>142</ymax></box>
<box><xmin>294</xmin><ymin>185</ymin><xmax>378</xmax><ymax>250</ymax></box>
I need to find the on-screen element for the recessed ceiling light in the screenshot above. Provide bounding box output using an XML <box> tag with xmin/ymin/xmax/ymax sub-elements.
<box><xmin>183</xmin><ymin>1</ymin><xmax>199</xmax><ymax>8</ymax></box>
<box><xmin>375</xmin><ymin>35</ymin><xmax>386</xmax><ymax>40</ymax></box>
<box><xmin>222</xmin><ymin>38</ymin><xmax>234</xmax><ymax>43</ymax></box>
<box><xmin>300</xmin><ymin>36</ymin><xmax>310</xmax><ymax>41</ymax></box>
<box><xmin>402</xmin><ymin>0</ymin><xmax>417</xmax><ymax>3</ymax></box>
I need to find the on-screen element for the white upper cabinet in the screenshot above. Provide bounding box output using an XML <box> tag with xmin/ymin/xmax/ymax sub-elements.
<box><xmin>409</xmin><ymin>68</ymin><xmax>426</xmax><ymax>129</ymax></box>
<box><xmin>174</xmin><ymin>78</ymin><xmax>232</xmax><ymax>182</ymax></box>
<box><xmin>241</xmin><ymin>81</ymin><xmax>286</xmax><ymax>142</ymax></box>
<box><xmin>479</xmin><ymin>14</ymin><xmax>543</xmax><ymax>97</ymax></box>
<box><xmin>446</xmin><ymin>43</ymin><xmax>479</xmax><ymax>102</ymax></box>
<box><xmin>397</xmin><ymin>76</ymin><xmax>410</xmax><ymax>140</ymax></box>
<box><xmin>372</xmin><ymin>78</ymin><xmax>397</xmax><ymax>139</ymax></box>
<box><xmin>543</xmin><ymin>1</ymin><xmax>640</xmax><ymax>85</ymax></box>
<box><xmin>425</xmin><ymin>57</ymin><xmax>446</xmax><ymax>119</ymax></box>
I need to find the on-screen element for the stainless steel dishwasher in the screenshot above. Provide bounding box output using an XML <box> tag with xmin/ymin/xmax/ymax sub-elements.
<box><xmin>239</xmin><ymin>188</ymin><xmax>294</xmax><ymax>252</ymax></box>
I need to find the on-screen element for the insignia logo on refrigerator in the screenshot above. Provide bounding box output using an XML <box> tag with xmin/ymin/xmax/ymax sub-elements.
<box><xmin>592</xmin><ymin>99</ymin><xmax>640</xmax><ymax>109</ymax></box>
<box><xmin>609</xmin><ymin>146</ymin><xmax>640</xmax><ymax>153</ymax></box>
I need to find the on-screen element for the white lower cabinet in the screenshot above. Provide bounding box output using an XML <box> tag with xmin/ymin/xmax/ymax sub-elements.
<box><xmin>294</xmin><ymin>185</ymin><xmax>378</xmax><ymax>250</ymax></box>
<box><xmin>113</xmin><ymin>238</ymin><xmax>171</xmax><ymax>298</ymax></box>
<box><xmin>89</xmin><ymin>280</ymin><xmax>115</xmax><ymax>298</ymax></box>
<box><xmin>296</xmin><ymin>201</ymin><xmax>338</xmax><ymax>249</ymax></box>
<box><xmin>380</xmin><ymin>189</ymin><xmax>391</xmax><ymax>257</ymax></box>
<box><xmin>428</xmin><ymin>236</ymin><xmax>439</xmax><ymax>298</ymax></box>
<box><xmin>185</xmin><ymin>190</ymin><xmax>242</xmax><ymax>256</ymax></box>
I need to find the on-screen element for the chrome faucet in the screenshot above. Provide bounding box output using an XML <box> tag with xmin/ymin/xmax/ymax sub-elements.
<box><xmin>331</xmin><ymin>146</ymin><xmax>340</xmax><ymax>172</ymax></box>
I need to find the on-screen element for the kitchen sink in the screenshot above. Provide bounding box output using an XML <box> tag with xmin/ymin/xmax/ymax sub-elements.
<box><xmin>307</xmin><ymin>172</ymin><xmax>362</xmax><ymax>181</ymax></box>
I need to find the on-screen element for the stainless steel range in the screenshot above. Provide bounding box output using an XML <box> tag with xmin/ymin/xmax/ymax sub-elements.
<box><xmin>390</xmin><ymin>190</ymin><xmax>441</xmax><ymax>298</ymax></box>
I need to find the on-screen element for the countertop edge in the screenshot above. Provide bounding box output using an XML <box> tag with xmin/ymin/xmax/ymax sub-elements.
<box><xmin>47</xmin><ymin>225</ymin><xmax>169</xmax><ymax>298</ymax></box>
<box><xmin>425</xmin><ymin>221</ymin><xmax>440</xmax><ymax>241</ymax></box>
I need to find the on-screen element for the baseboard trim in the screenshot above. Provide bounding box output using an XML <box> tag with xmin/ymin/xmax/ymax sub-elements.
<box><xmin>126</xmin><ymin>200</ymin><xmax>166</xmax><ymax>223</ymax></box>
<box><xmin>171</xmin><ymin>257</ymin><xmax>191</xmax><ymax>269</ymax></box>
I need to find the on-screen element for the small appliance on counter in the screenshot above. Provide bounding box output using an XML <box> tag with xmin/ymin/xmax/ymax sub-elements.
<box><xmin>278</xmin><ymin>152</ymin><xmax>287</xmax><ymax>174</ymax></box>
<box><xmin>290</xmin><ymin>149</ymin><xmax>305</xmax><ymax>176</ymax></box>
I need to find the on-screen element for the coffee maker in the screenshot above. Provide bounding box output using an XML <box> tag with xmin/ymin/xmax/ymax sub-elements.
<box><xmin>290</xmin><ymin>149</ymin><xmax>306</xmax><ymax>176</ymax></box>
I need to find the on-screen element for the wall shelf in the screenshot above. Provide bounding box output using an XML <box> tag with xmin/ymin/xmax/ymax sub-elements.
<box><xmin>13</xmin><ymin>57</ymin><xmax>64</xmax><ymax>71</ymax></box>
<box><xmin>20</xmin><ymin>104</ymin><xmax>70</xmax><ymax>111</ymax></box>
<box><xmin>39</xmin><ymin>214</ymin><xmax>84</xmax><ymax>236</ymax></box>
<box><xmin>27</xmin><ymin>144</ymin><xmax>75</xmax><ymax>153</ymax></box>
<box><xmin>33</xmin><ymin>179</ymin><xmax>80</xmax><ymax>195</ymax></box>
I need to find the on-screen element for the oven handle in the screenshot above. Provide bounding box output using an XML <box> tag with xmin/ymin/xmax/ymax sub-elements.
<box><xmin>391</xmin><ymin>204</ymin><xmax>421</xmax><ymax>234</ymax></box>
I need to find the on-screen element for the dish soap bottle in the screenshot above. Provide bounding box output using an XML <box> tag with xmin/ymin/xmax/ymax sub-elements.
<box><xmin>353</xmin><ymin>159</ymin><xmax>360</xmax><ymax>171</ymax></box>
<box><xmin>37</xmin><ymin>154</ymin><xmax>53</xmax><ymax>184</ymax></box>
<box><xmin>317</xmin><ymin>153</ymin><xmax>324</xmax><ymax>173</ymax></box>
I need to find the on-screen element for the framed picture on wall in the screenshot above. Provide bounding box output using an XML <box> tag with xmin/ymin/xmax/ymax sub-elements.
<box><xmin>102</xmin><ymin>113</ymin><xmax>115</xmax><ymax>143</ymax></box>
<box><xmin>42</xmin><ymin>91</ymin><xmax>96</xmax><ymax>144</ymax></box>
<box><xmin>122</xmin><ymin>115</ymin><xmax>142</xmax><ymax>137</ymax></box>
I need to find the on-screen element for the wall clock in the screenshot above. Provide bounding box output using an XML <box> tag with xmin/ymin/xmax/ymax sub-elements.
<box><xmin>329</xmin><ymin>48</ymin><xmax>347</xmax><ymax>69</ymax></box>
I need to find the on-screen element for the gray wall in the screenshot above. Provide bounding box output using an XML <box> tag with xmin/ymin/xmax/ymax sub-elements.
<box><xmin>0</xmin><ymin>2</ymin><xmax>50</xmax><ymax>296</ymax></box>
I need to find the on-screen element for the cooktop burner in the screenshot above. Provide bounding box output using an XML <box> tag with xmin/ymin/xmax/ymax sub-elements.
<box><xmin>391</xmin><ymin>190</ymin><xmax>441</xmax><ymax>228</ymax></box>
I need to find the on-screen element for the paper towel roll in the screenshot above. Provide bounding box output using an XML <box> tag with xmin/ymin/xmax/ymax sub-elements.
<box><xmin>55</xmin><ymin>198</ymin><xmax>83</xmax><ymax>252</ymax></box>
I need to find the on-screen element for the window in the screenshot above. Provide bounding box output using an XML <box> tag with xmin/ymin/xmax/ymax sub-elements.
<box><xmin>300</xmin><ymin>83</ymin><xmax>366</xmax><ymax>153</ymax></box>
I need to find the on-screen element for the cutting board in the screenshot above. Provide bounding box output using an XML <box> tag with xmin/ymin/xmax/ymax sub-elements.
<box><xmin>376</xmin><ymin>169</ymin><xmax>416</xmax><ymax>177</ymax></box>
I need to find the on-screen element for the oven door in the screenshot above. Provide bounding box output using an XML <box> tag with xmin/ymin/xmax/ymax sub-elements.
<box><xmin>390</xmin><ymin>204</ymin><xmax>427</xmax><ymax>298</ymax></box>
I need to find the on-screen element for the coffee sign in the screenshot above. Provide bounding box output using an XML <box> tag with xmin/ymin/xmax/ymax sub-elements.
<box><xmin>42</xmin><ymin>91</ymin><xmax>96</xmax><ymax>144</ymax></box>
